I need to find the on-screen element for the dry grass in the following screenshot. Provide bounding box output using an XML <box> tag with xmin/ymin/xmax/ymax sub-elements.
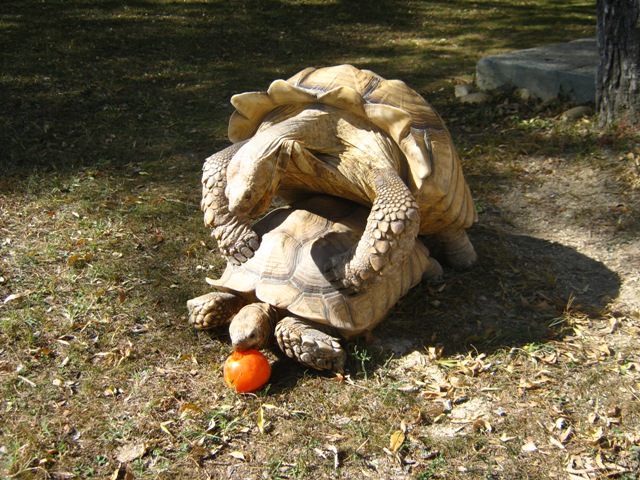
<box><xmin>2</xmin><ymin>0</ymin><xmax>640</xmax><ymax>479</ymax></box>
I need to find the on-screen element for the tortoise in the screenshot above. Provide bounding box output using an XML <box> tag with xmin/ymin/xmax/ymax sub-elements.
<box><xmin>187</xmin><ymin>195</ymin><xmax>443</xmax><ymax>372</ymax></box>
<box><xmin>201</xmin><ymin>64</ymin><xmax>477</xmax><ymax>293</ymax></box>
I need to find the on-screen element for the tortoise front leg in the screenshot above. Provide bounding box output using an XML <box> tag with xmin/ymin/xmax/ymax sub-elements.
<box><xmin>325</xmin><ymin>168</ymin><xmax>420</xmax><ymax>293</ymax></box>
<box><xmin>187</xmin><ymin>292</ymin><xmax>246</xmax><ymax>330</ymax></box>
<box><xmin>275</xmin><ymin>316</ymin><xmax>346</xmax><ymax>372</ymax></box>
<box><xmin>201</xmin><ymin>142</ymin><xmax>260</xmax><ymax>265</ymax></box>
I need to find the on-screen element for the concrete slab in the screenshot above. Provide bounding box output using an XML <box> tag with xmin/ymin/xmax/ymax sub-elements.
<box><xmin>476</xmin><ymin>38</ymin><xmax>597</xmax><ymax>103</ymax></box>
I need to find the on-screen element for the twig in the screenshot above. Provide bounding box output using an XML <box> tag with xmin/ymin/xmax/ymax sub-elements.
<box><xmin>17</xmin><ymin>376</ymin><xmax>36</xmax><ymax>388</ymax></box>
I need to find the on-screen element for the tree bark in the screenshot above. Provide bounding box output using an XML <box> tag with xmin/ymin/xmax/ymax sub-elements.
<box><xmin>596</xmin><ymin>0</ymin><xmax>640</xmax><ymax>128</ymax></box>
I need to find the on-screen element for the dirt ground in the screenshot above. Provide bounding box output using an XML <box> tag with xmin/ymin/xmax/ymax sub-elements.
<box><xmin>1</xmin><ymin>2</ymin><xmax>638</xmax><ymax>473</ymax></box>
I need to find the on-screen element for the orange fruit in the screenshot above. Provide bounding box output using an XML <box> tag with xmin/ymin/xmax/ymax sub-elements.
<box><xmin>223</xmin><ymin>349</ymin><xmax>271</xmax><ymax>392</ymax></box>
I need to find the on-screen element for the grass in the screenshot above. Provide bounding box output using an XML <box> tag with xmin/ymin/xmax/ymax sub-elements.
<box><xmin>2</xmin><ymin>0</ymin><xmax>640</xmax><ymax>478</ymax></box>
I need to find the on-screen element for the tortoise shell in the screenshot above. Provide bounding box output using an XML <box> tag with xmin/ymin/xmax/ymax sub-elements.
<box><xmin>206</xmin><ymin>196</ymin><xmax>434</xmax><ymax>339</ymax></box>
<box><xmin>226</xmin><ymin>64</ymin><xmax>476</xmax><ymax>235</ymax></box>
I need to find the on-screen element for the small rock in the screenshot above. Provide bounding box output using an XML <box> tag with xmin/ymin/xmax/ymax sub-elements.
<box><xmin>459</xmin><ymin>92</ymin><xmax>491</xmax><ymax>104</ymax></box>
<box><xmin>561</xmin><ymin>105</ymin><xmax>592</xmax><ymax>121</ymax></box>
<box><xmin>516</xmin><ymin>88</ymin><xmax>538</xmax><ymax>102</ymax></box>
<box><xmin>454</xmin><ymin>83</ymin><xmax>476</xmax><ymax>98</ymax></box>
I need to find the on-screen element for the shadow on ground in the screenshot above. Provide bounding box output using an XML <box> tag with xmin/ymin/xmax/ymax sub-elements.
<box><xmin>365</xmin><ymin>225</ymin><xmax>620</xmax><ymax>364</ymax></box>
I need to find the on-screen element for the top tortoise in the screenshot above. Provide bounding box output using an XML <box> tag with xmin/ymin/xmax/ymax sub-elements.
<box><xmin>202</xmin><ymin>65</ymin><xmax>477</xmax><ymax>292</ymax></box>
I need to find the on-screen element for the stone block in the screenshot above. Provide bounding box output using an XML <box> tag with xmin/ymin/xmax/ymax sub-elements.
<box><xmin>476</xmin><ymin>38</ymin><xmax>596</xmax><ymax>103</ymax></box>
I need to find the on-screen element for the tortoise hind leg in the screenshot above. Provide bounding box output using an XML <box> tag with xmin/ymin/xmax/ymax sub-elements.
<box><xmin>187</xmin><ymin>292</ymin><xmax>246</xmax><ymax>330</ymax></box>
<box><xmin>436</xmin><ymin>227</ymin><xmax>477</xmax><ymax>270</ymax></box>
<box><xmin>424</xmin><ymin>256</ymin><xmax>444</xmax><ymax>281</ymax></box>
<box><xmin>275</xmin><ymin>316</ymin><xmax>346</xmax><ymax>373</ymax></box>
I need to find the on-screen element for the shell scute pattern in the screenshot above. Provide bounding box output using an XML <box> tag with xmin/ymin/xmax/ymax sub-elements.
<box><xmin>207</xmin><ymin>197</ymin><xmax>433</xmax><ymax>337</ymax></box>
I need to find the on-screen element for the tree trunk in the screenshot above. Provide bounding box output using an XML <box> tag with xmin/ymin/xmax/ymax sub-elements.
<box><xmin>596</xmin><ymin>0</ymin><xmax>640</xmax><ymax>128</ymax></box>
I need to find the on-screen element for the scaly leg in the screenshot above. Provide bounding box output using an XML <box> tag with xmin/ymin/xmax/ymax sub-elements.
<box><xmin>436</xmin><ymin>227</ymin><xmax>477</xmax><ymax>270</ymax></box>
<box><xmin>187</xmin><ymin>292</ymin><xmax>246</xmax><ymax>330</ymax></box>
<box><xmin>201</xmin><ymin>142</ymin><xmax>260</xmax><ymax>265</ymax></box>
<box><xmin>275</xmin><ymin>316</ymin><xmax>346</xmax><ymax>372</ymax></box>
<box><xmin>324</xmin><ymin>168</ymin><xmax>420</xmax><ymax>293</ymax></box>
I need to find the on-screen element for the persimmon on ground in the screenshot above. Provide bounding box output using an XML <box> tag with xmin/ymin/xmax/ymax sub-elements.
<box><xmin>223</xmin><ymin>349</ymin><xmax>271</xmax><ymax>392</ymax></box>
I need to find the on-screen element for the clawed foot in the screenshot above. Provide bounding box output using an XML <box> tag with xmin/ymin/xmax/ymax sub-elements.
<box><xmin>436</xmin><ymin>228</ymin><xmax>477</xmax><ymax>270</ymax></box>
<box><xmin>275</xmin><ymin>316</ymin><xmax>346</xmax><ymax>372</ymax></box>
<box><xmin>323</xmin><ymin>248</ymin><xmax>401</xmax><ymax>295</ymax></box>
<box><xmin>186</xmin><ymin>292</ymin><xmax>245</xmax><ymax>330</ymax></box>
<box><xmin>217</xmin><ymin>227</ymin><xmax>260</xmax><ymax>265</ymax></box>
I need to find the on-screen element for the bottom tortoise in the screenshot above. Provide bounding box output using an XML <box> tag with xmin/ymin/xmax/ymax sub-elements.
<box><xmin>187</xmin><ymin>195</ymin><xmax>443</xmax><ymax>372</ymax></box>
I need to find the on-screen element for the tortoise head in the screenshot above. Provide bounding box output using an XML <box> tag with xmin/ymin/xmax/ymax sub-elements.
<box><xmin>229</xmin><ymin>304</ymin><xmax>275</xmax><ymax>351</ymax></box>
<box><xmin>226</xmin><ymin>135</ymin><xmax>288</xmax><ymax>217</ymax></box>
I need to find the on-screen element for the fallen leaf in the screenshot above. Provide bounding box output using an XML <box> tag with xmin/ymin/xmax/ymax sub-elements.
<box><xmin>190</xmin><ymin>445</ymin><xmax>208</xmax><ymax>463</ymax></box>
<box><xmin>589</xmin><ymin>426</ymin><xmax>605</xmax><ymax>445</ymax></box>
<box><xmin>103</xmin><ymin>386</ymin><xmax>122</xmax><ymax>397</ymax></box>
<box><xmin>449</xmin><ymin>376</ymin><xmax>466</xmax><ymax>388</ymax></box>
<box><xmin>67</xmin><ymin>253</ymin><xmax>93</xmax><ymax>265</ymax></box>
<box><xmin>424</xmin><ymin>404</ymin><xmax>445</xmax><ymax>418</ymax></box>
<box><xmin>389</xmin><ymin>430</ymin><xmax>405</xmax><ymax>453</ymax></box>
<box><xmin>229</xmin><ymin>451</ymin><xmax>246</xmax><ymax>461</ymax></box>
<box><xmin>549</xmin><ymin>436</ymin><xmax>566</xmax><ymax>450</ymax></box>
<box><xmin>425</xmin><ymin>343</ymin><xmax>443</xmax><ymax>357</ymax></box>
<box><xmin>116</xmin><ymin>443</ymin><xmax>147</xmax><ymax>463</ymax></box>
<box><xmin>473</xmin><ymin>418</ymin><xmax>493</xmax><ymax>433</ymax></box>
<box><xmin>328</xmin><ymin>445</ymin><xmax>339</xmax><ymax>469</ymax></box>
<box><xmin>521</xmin><ymin>442</ymin><xmax>538</xmax><ymax>453</ymax></box>
<box><xmin>605</xmin><ymin>406</ymin><xmax>621</xmax><ymax>418</ymax></box>
<box><xmin>179</xmin><ymin>403</ymin><xmax>200</xmax><ymax>419</ymax></box>
<box><xmin>17</xmin><ymin>375</ymin><xmax>36</xmax><ymax>388</ymax></box>
<box><xmin>160</xmin><ymin>420</ymin><xmax>173</xmax><ymax>436</ymax></box>
<box><xmin>51</xmin><ymin>472</ymin><xmax>76</xmax><ymax>479</ymax></box>
<box><xmin>558</xmin><ymin>426</ymin><xmax>573</xmax><ymax>443</ymax></box>
<box><xmin>396</xmin><ymin>383</ymin><xmax>419</xmax><ymax>392</ymax></box>
<box><xmin>179</xmin><ymin>353</ymin><xmax>197</xmax><ymax>364</ymax></box>
<box><xmin>597</xmin><ymin>343</ymin><xmax>611</xmax><ymax>356</ymax></box>
<box><xmin>400</xmin><ymin>419</ymin><xmax>408</xmax><ymax>433</ymax></box>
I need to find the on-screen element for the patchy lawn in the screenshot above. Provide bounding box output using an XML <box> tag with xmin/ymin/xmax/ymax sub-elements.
<box><xmin>2</xmin><ymin>1</ymin><xmax>639</xmax><ymax>478</ymax></box>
